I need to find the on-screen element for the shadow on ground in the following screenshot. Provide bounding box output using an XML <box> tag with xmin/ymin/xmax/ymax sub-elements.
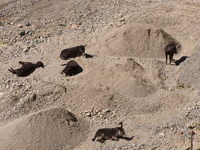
<box><xmin>175</xmin><ymin>56</ymin><xmax>188</xmax><ymax>66</ymax></box>
<box><xmin>122</xmin><ymin>136</ymin><xmax>134</xmax><ymax>141</ymax></box>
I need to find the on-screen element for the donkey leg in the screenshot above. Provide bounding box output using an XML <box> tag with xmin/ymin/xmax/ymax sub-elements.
<box><xmin>169</xmin><ymin>54</ymin><xmax>173</xmax><ymax>65</ymax></box>
<box><xmin>8</xmin><ymin>68</ymin><xmax>16</xmax><ymax>74</ymax></box>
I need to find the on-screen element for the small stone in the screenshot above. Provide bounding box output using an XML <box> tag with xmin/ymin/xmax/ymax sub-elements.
<box><xmin>77</xmin><ymin>21</ymin><xmax>81</xmax><ymax>26</ymax></box>
<box><xmin>189</xmin><ymin>122</ymin><xmax>197</xmax><ymax>129</ymax></box>
<box><xmin>119</xmin><ymin>14</ymin><xmax>123</xmax><ymax>18</ymax></box>
<box><xmin>23</xmin><ymin>46</ymin><xmax>30</xmax><ymax>53</ymax></box>
<box><xmin>18</xmin><ymin>24</ymin><xmax>23</xmax><ymax>28</ymax></box>
<box><xmin>0</xmin><ymin>21</ymin><xmax>3</xmax><ymax>26</ymax></box>
<box><xmin>26</xmin><ymin>30</ymin><xmax>30</xmax><ymax>34</ymax></box>
<box><xmin>85</xmin><ymin>112</ymin><xmax>91</xmax><ymax>117</ymax></box>
<box><xmin>187</xmin><ymin>124</ymin><xmax>192</xmax><ymax>129</ymax></box>
<box><xmin>56</xmin><ymin>30</ymin><xmax>63</xmax><ymax>35</ymax></box>
<box><xmin>57</xmin><ymin>23</ymin><xmax>66</xmax><ymax>26</ymax></box>
<box><xmin>25</xmin><ymin>22</ymin><xmax>31</xmax><ymax>26</ymax></box>
<box><xmin>30</xmin><ymin>93</ymin><xmax>37</xmax><ymax>102</ymax></box>
<box><xmin>70</xmin><ymin>24</ymin><xmax>78</xmax><ymax>29</ymax></box>
<box><xmin>19</xmin><ymin>30</ymin><xmax>26</xmax><ymax>36</ymax></box>
<box><xmin>15</xmin><ymin>18</ymin><xmax>20</xmax><ymax>21</ymax></box>
<box><xmin>159</xmin><ymin>132</ymin><xmax>165</xmax><ymax>138</ymax></box>
<box><xmin>30</xmin><ymin>40</ymin><xmax>35</xmax><ymax>47</ymax></box>
<box><xmin>0</xmin><ymin>92</ymin><xmax>3</xmax><ymax>98</ymax></box>
<box><xmin>17</xmin><ymin>98</ymin><xmax>26</xmax><ymax>108</ymax></box>
<box><xmin>119</xmin><ymin>18</ymin><xmax>125</xmax><ymax>22</ymax></box>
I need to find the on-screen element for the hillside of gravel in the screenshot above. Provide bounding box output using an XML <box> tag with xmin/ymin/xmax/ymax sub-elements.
<box><xmin>0</xmin><ymin>107</ymin><xmax>89</xmax><ymax>150</ymax></box>
<box><xmin>0</xmin><ymin>0</ymin><xmax>200</xmax><ymax>150</ymax></box>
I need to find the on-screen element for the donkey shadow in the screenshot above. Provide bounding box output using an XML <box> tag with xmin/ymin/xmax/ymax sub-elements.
<box><xmin>122</xmin><ymin>136</ymin><xmax>134</xmax><ymax>141</ymax></box>
<box><xmin>175</xmin><ymin>56</ymin><xmax>188</xmax><ymax>66</ymax></box>
<box><xmin>84</xmin><ymin>53</ymin><xmax>94</xmax><ymax>58</ymax></box>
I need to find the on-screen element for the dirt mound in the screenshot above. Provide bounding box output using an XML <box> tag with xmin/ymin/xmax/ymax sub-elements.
<box><xmin>177</xmin><ymin>46</ymin><xmax>200</xmax><ymax>89</ymax></box>
<box><xmin>113</xmin><ymin>58</ymin><xmax>157</xmax><ymax>98</ymax></box>
<box><xmin>0</xmin><ymin>107</ymin><xmax>88</xmax><ymax>150</ymax></box>
<box><xmin>115</xmin><ymin>77</ymin><xmax>157</xmax><ymax>98</ymax></box>
<box><xmin>98</xmin><ymin>23</ymin><xmax>181</xmax><ymax>58</ymax></box>
<box><xmin>75</xmin><ymin>57</ymin><xmax>157</xmax><ymax>98</ymax></box>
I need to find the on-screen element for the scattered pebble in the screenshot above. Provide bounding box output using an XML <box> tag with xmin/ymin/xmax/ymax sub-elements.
<box><xmin>18</xmin><ymin>24</ymin><xmax>23</xmax><ymax>28</ymax></box>
<box><xmin>159</xmin><ymin>132</ymin><xmax>165</xmax><ymax>138</ymax></box>
<box><xmin>18</xmin><ymin>30</ymin><xmax>26</xmax><ymax>36</ymax></box>
<box><xmin>119</xmin><ymin>18</ymin><xmax>125</xmax><ymax>22</ymax></box>
<box><xmin>23</xmin><ymin>46</ymin><xmax>30</xmax><ymax>53</ymax></box>
<box><xmin>0</xmin><ymin>92</ymin><xmax>4</xmax><ymax>97</ymax></box>
<box><xmin>25</xmin><ymin>22</ymin><xmax>31</xmax><ymax>26</ymax></box>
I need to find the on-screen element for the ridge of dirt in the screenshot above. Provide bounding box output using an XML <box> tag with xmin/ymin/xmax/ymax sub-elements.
<box><xmin>0</xmin><ymin>107</ymin><xmax>89</xmax><ymax>150</ymax></box>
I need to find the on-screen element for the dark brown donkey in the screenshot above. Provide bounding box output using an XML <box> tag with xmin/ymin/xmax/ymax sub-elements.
<box><xmin>8</xmin><ymin>61</ymin><xmax>44</xmax><ymax>77</ymax></box>
<box><xmin>61</xmin><ymin>60</ymin><xmax>82</xmax><ymax>76</ymax></box>
<box><xmin>164</xmin><ymin>41</ymin><xmax>177</xmax><ymax>65</ymax></box>
<box><xmin>92</xmin><ymin>122</ymin><xmax>126</xmax><ymax>143</ymax></box>
<box><xmin>60</xmin><ymin>45</ymin><xmax>86</xmax><ymax>60</ymax></box>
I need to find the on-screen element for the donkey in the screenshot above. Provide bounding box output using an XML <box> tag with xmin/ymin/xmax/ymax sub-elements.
<box><xmin>164</xmin><ymin>41</ymin><xmax>177</xmax><ymax>65</ymax></box>
<box><xmin>8</xmin><ymin>61</ymin><xmax>44</xmax><ymax>76</ymax></box>
<box><xmin>92</xmin><ymin>122</ymin><xmax>125</xmax><ymax>142</ymax></box>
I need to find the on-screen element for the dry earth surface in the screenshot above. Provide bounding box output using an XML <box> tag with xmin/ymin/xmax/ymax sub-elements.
<box><xmin>0</xmin><ymin>0</ymin><xmax>200</xmax><ymax>150</ymax></box>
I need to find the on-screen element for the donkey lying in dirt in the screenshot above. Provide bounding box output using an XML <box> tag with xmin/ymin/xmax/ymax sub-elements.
<box><xmin>61</xmin><ymin>60</ymin><xmax>82</xmax><ymax>76</ymax></box>
<box><xmin>164</xmin><ymin>41</ymin><xmax>177</xmax><ymax>65</ymax></box>
<box><xmin>60</xmin><ymin>45</ymin><xmax>86</xmax><ymax>60</ymax></box>
<box><xmin>92</xmin><ymin>122</ymin><xmax>125</xmax><ymax>142</ymax></box>
<box><xmin>8</xmin><ymin>61</ymin><xmax>44</xmax><ymax>77</ymax></box>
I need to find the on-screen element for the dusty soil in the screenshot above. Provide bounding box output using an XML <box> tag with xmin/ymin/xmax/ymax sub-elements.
<box><xmin>0</xmin><ymin>0</ymin><xmax>200</xmax><ymax>149</ymax></box>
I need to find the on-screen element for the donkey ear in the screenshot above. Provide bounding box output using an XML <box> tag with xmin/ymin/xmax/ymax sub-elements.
<box><xmin>83</xmin><ymin>45</ymin><xmax>86</xmax><ymax>47</ymax></box>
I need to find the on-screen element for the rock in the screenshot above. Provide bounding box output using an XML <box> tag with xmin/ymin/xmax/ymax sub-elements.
<box><xmin>25</xmin><ymin>22</ymin><xmax>31</xmax><ymax>26</ymax></box>
<box><xmin>15</xmin><ymin>18</ymin><xmax>20</xmax><ymax>21</ymax></box>
<box><xmin>177</xmin><ymin>47</ymin><xmax>200</xmax><ymax>89</ymax></box>
<box><xmin>159</xmin><ymin>132</ymin><xmax>165</xmax><ymax>138</ymax></box>
<box><xmin>18</xmin><ymin>24</ymin><xmax>23</xmax><ymax>28</ymax></box>
<box><xmin>0</xmin><ymin>21</ymin><xmax>4</xmax><ymax>26</ymax></box>
<box><xmin>19</xmin><ymin>30</ymin><xmax>26</xmax><ymax>36</ymax></box>
<box><xmin>77</xmin><ymin>21</ymin><xmax>81</xmax><ymax>26</ymax></box>
<box><xmin>187</xmin><ymin>122</ymin><xmax>197</xmax><ymax>129</ymax></box>
<box><xmin>119</xmin><ymin>14</ymin><xmax>123</xmax><ymax>18</ymax></box>
<box><xmin>119</xmin><ymin>18</ymin><xmax>125</xmax><ymax>22</ymax></box>
<box><xmin>29</xmin><ymin>31</ymin><xmax>34</xmax><ymax>36</ymax></box>
<box><xmin>85</xmin><ymin>112</ymin><xmax>91</xmax><ymax>117</ymax></box>
<box><xmin>30</xmin><ymin>40</ymin><xmax>35</xmax><ymax>47</ymax></box>
<box><xmin>23</xmin><ymin>46</ymin><xmax>30</xmax><ymax>53</ymax></box>
<box><xmin>0</xmin><ymin>92</ymin><xmax>3</xmax><ymax>98</ymax></box>
<box><xmin>25</xmin><ymin>30</ymin><xmax>30</xmax><ymax>34</ymax></box>
<box><xmin>56</xmin><ymin>30</ymin><xmax>63</xmax><ymax>35</ymax></box>
<box><xmin>29</xmin><ymin>93</ymin><xmax>37</xmax><ymax>102</ymax></box>
<box><xmin>57</xmin><ymin>23</ymin><xmax>66</xmax><ymax>26</ymax></box>
<box><xmin>15</xmin><ymin>98</ymin><xmax>26</xmax><ymax>109</ymax></box>
<box><xmin>70</xmin><ymin>24</ymin><xmax>78</xmax><ymax>29</ymax></box>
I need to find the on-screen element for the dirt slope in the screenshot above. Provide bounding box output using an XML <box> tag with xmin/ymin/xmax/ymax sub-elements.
<box><xmin>97</xmin><ymin>23</ymin><xmax>181</xmax><ymax>58</ymax></box>
<box><xmin>0</xmin><ymin>0</ymin><xmax>200</xmax><ymax>149</ymax></box>
<box><xmin>0</xmin><ymin>107</ymin><xmax>88</xmax><ymax>150</ymax></box>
